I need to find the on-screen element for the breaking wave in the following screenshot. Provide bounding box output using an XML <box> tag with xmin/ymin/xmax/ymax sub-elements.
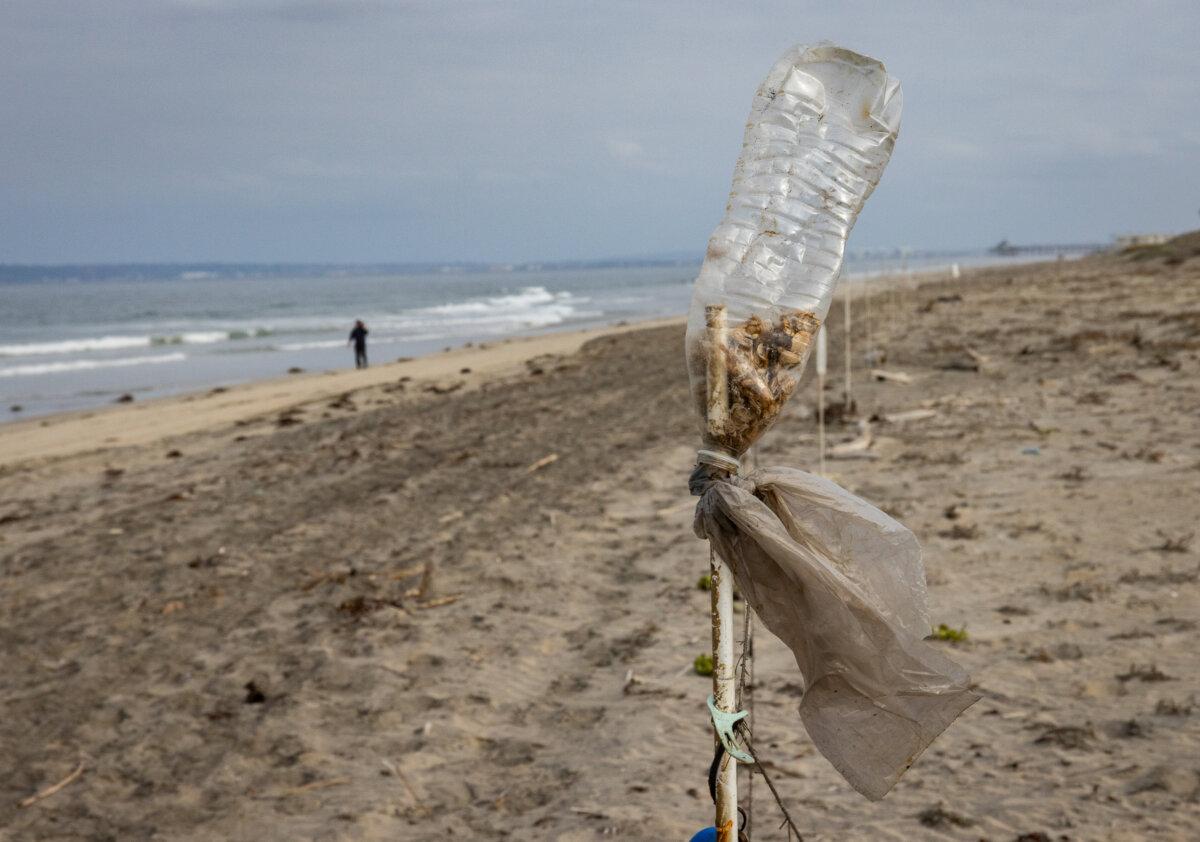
<box><xmin>0</xmin><ymin>288</ymin><xmax>584</xmax><ymax>362</ymax></box>
<box><xmin>0</xmin><ymin>331</ymin><xmax>245</xmax><ymax>357</ymax></box>
<box><xmin>277</xmin><ymin>287</ymin><xmax>587</xmax><ymax>347</ymax></box>
<box><xmin>0</xmin><ymin>352</ymin><xmax>188</xmax><ymax>378</ymax></box>
<box><xmin>418</xmin><ymin>286</ymin><xmax>582</xmax><ymax>332</ymax></box>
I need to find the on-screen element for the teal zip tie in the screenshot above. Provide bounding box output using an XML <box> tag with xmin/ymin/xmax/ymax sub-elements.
<box><xmin>707</xmin><ymin>694</ymin><xmax>754</xmax><ymax>763</ymax></box>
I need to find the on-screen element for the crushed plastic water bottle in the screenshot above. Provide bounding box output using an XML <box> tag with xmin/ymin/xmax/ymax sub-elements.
<box><xmin>686</xmin><ymin>44</ymin><xmax>903</xmax><ymax>456</ymax></box>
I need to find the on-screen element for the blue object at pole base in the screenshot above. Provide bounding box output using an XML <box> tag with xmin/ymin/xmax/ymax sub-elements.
<box><xmin>689</xmin><ymin>828</ymin><xmax>717</xmax><ymax>842</ymax></box>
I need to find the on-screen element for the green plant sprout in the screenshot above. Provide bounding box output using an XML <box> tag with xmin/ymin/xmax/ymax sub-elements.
<box><xmin>932</xmin><ymin>623</ymin><xmax>969</xmax><ymax>643</ymax></box>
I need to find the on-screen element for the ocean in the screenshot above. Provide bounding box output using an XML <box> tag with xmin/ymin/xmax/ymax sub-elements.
<box><xmin>0</xmin><ymin>251</ymin><xmax>1058</xmax><ymax>420</ymax></box>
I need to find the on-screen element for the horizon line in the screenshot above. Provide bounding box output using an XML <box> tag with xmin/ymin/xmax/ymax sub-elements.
<box><xmin>0</xmin><ymin>243</ymin><xmax>1049</xmax><ymax>272</ymax></box>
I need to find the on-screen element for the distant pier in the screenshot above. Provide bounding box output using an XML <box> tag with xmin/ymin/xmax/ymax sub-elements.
<box><xmin>989</xmin><ymin>239</ymin><xmax>1108</xmax><ymax>256</ymax></box>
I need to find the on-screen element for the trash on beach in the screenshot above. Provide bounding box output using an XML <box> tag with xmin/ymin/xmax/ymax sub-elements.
<box><xmin>525</xmin><ymin>452</ymin><xmax>559</xmax><ymax>473</ymax></box>
<box><xmin>686</xmin><ymin>43</ymin><xmax>978</xmax><ymax>805</ymax></box>
<box><xmin>684</xmin><ymin>43</ymin><xmax>903</xmax><ymax>458</ymax></box>
<box><xmin>937</xmin><ymin>347</ymin><xmax>989</xmax><ymax>372</ymax></box>
<box><xmin>692</xmin><ymin>304</ymin><xmax>822</xmax><ymax>457</ymax></box>
<box><xmin>694</xmin><ymin>468</ymin><xmax>979</xmax><ymax>800</ymax></box>
<box><xmin>829</xmin><ymin>419</ymin><xmax>878</xmax><ymax>459</ymax></box>
<box><xmin>870</xmin><ymin>368</ymin><xmax>913</xmax><ymax>384</ymax></box>
<box><xmin>338</xmin><ymin>594</ymin><xmax>405</xmax><ymax>617</ymax></box>
<box><xmin>416</xmin><ymin>595</ymin><xmax>460</xmax><ymax>610</ymax></box>
<box><xmin>1025</xmin><ymin>419</ymin><xmax>1058</xmax><ymax>437</ymax></box>
<box><xmin>917</xmin><ymin>803</ymin><xmax>975</xmax><ymax>829</ymax></box>
<box><xmin>879</xmin><ymin>407</ymin><xmax>938</xmax><ymax>424</ymax></box>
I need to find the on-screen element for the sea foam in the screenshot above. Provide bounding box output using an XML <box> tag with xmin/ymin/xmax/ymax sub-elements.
<box><xmin>0</xmin><ymin>352</ymin><xmax>187</xmax><ymax>378</ymax></box>
<box><xmin>0</xmin><ymin>331</ymin><xmax>230</xmax><ymax>357</ymax></box>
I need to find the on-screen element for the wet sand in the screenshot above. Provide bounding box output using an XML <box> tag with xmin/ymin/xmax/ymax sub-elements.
<box><xmin>2</xmin><ymin>252</ymin><xmax>1198</xmax><ymax>840</ymax></box>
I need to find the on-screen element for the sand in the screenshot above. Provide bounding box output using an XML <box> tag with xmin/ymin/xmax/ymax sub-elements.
<box><xmin>0</xmin><ymin>317</ymin><xmax>681</xmax><ymax>468</ymax></box>
<box><xmin>1</xmin><ymin>254</ymin><xmax>1198</xmax><ymax>841</ymax></box>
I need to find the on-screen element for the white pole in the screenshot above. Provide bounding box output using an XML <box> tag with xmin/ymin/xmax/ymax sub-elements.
<box><xmin>741</xmin><ymin>608</ymin><xmax>755</xmax><ymax>839</ymax></box>
<box><xmin>703</xmin><ymin>302</ymin><xmax>738</xmax><ymax>841</ymax></box>
<box><xmin>864</xmin><ymin>276</ymin><xmax>872</xmax><ymax>360</ymax></box>
<box><xmin>816</xmin><ymin>325</ymin><xmax>827</xmax><ymax>476</ymax></box>
<box><xmin>710</xmin><ymin>549</ymin><xmax>738</xmax><ymax>841</ymax></box>
<box><xmin>843</xmin><ymin>279</ymin><xmax>853</xmax><ymax>412</ymax></box>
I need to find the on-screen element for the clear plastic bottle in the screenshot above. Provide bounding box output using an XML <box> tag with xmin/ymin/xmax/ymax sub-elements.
<box><xmin>686</xmin><ymin>44</ymin><xmax>902</xmax><ymax>457</ymax></box>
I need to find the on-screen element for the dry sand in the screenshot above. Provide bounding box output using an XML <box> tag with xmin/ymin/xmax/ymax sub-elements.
<box><xmin>1</xmin><ymin>253</ymin><xmax>1198</xmax><ymax>841</ymax></box>
<box><xmin>0</xmin><ymin>317</ymin><xmax>680</xmax><ymax>468</ymax></box>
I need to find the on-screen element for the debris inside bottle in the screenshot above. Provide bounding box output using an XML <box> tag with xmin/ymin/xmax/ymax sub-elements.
<box><xmin>694</xmin><ymin>303</ymin><xmax>821</xmax><ymax>456</ymax></box>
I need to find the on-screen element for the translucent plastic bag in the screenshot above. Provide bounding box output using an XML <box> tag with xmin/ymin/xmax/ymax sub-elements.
<box><xmin>685</xmin><ymin>44</ymin><xmax>903</xmax><ymax>457</ymax></box>
<box><xmin>692</xmin><ymin>467</ymin><xmax>980</xmax><ymax>800</ymax></box>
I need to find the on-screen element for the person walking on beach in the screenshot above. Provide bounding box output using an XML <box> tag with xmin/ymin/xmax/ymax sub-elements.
<box><xmin>349</xmin><ymin>320</ymin><xmax>369</xmax><ymax>369</ymax></box>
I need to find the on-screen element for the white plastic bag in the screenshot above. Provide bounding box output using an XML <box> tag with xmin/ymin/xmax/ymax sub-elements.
<box><xmin>693</xmin><ymin>467</ymin><xmax>979</xmax><ymax>800</ymax></box>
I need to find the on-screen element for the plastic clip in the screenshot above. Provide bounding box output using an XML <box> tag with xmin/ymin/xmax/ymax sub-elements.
<box><xmin>707</xmin><ymin>694</ymin><xmax>754</xmax><ymax>763</ymax></box>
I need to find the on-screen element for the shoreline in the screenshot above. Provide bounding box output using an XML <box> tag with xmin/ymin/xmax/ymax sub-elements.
<box><xmin>0</xmin><ymin>252</ymin><xmax>1079</xmax><ymax>430</ymax></box>
<box><xmin>0</xmin><ymin>316</ymin><xmax>681</xmax><ymax>468</ymax></box>
<box><xmin>0</xmin><ymin>256</ymin><xmax>1070</xmax><ymax>469</ymax></box>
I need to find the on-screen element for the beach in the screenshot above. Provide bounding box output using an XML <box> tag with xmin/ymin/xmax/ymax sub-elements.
<box><xmin>0</xmin><ymin>255</ymin><xmax>1046</xmax><ymax>422</ymax></box>
<box><xmin>2</xmin><ymin>251</ymin><xmax>1198</xmax><ymax>839</ymax></box>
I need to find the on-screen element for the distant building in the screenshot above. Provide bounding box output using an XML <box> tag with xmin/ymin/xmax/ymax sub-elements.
<box><xmin>1114</xmin><ymin>233</ymin><xmax>1169</xmax><ymax>250</ymax></box>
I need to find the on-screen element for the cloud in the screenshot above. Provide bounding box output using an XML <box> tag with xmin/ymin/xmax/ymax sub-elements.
<box><xmin>923</xmin><ymin>137</ymin><xmax>988</xmax><ymax>162</ymax></box>
<box><xmin>1</xmin><ymin>0</ymin><xmax>1198</xmax><ymax>262</ymax></box>
<box><xmin>607</xmin><ymin>139</ymin><xmax>646</xmax><ymax>163</ymax></box>
<box><xmin>606</xmin><ymin>138</ymin><xmax>663</xmax><ymax>174</ymax></box>
<box><xmin>166</xmin><ymin>0</ymin><xmax>393</xmax><ymax>23</ymax></box>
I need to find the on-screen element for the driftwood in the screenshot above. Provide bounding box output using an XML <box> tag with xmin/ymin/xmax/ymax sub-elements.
<box><xmin>525</xmin><ymin>453</ymin><xmax>559</xmax><ymax>473</ymax></box>
<box><xmin>938</xmin><ymin>347</ymin><xmax>990</xmax><ymax>373</ymax></box>
<box><xmin>260</xmin><ymin>778</ymin><xmax>351</xmax><ymax>799</ymax></box>
<box><xmin>695</xmin><ymin>306</ymin><xmax>821</xmax><ymax>456</ymax></box>
<box><xmin>830</xmin><ymin>420</ymin><xmax>878</xmax><ymax>459</ymax></box>
<box><xmin>382</xmin><ymin>759</ymin><xmax>425</xmax><ymax>810</ymax></box>
<box><xmin>18</xmin><ymin>760</ymin><xmax>85</xmax><ymax>808</ymax></box>
<box><xmin>402</xmin><ymin>561</ymin><xmax>435</xmax><ymax>599</ymax></box>
<box><xmin>881</xmin><ymin>408</ymin><xmax>939</xmax><ymax>424</ymax></box>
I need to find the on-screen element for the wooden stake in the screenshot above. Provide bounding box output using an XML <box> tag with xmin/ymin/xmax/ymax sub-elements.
<box><xmin>704</xmin><ymin>305</ymin><xmax>729</xmax><ymax>442</ymax></box>
<box><xmin>710</xmin><ymin>547</ymin><xmax>738</xmax><ymax>842</ymax></box>
<box><xmin>843</xmin><ymin>281</ymin><xmax>853</xmax><ymax>412</ymax></box>
<box><xmin>816</xmin><ymin>325</ymin><xmax>827</xmax><ymax>476</ymax></box>
<box><xmin>705</xmin><ymin>303</ymin><xmax>737</xmax><ymax>841</ymax></box>
<box><xmin>741</xmin><ymin>607</ymin><xmax>755</xmax><ymax>840</ymax></box>
<box><xmin>864</xmin><ymin>276</ymin><xmax>872</xmax><ymax>361</ymax></box>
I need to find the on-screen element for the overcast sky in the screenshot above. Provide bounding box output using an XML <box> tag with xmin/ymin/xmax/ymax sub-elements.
<box><xmin>2</xmin><ymin>1</ymin><xmax>1197</xmax><ymax>263</ymax></box>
